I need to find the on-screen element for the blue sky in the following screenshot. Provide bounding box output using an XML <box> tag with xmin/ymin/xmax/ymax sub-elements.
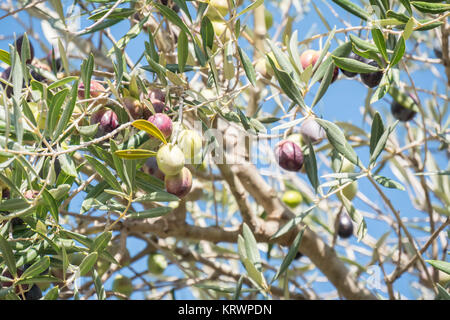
<box><xmin>1</xmin><ymin>0</ymin><xmax>448</xmax><ymax>300</ymax></box>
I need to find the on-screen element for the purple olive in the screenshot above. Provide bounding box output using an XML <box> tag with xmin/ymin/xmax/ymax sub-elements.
<box><xmin>294</xmin><ymin>252</ymin><xmax>303</xmax><ymax>260</ymax></box>
<box><xmin>341</xmin><ymin>52</ymin><xmax>369</xmax><ymax>78</ymax></box>
<box><xmin>300</xmin><ymin>118</ymin><xmax>326</xmax><ymax>145</ymax></box>
<box><xmin>143</xmin><ymin>89</ymin><xmax>167</xmax><ymax>118</ymax></box>
<box><xmin>148</xmin><ymin>113</ymin><xmax>173</xmax><ymax>139</ymax></box>
<box><xmin>78</xmin><ymin>80</ymin><xmax>106</xmax><ymax>100</ymax></box>
<box><xmin>360</xmin><ymin>61</ymin><xmax>383</xmax><ymax>88</ymax></box>
<box><xmin>337</xmin><ymin>213</ymin><xmax>354</xmax><ymax>239</ymax></box>
<box><xmin>391</xmin><ymin>94</ymin><xmax>418</xmax><ymax>122</ymax></box>
<box><xmin>142</xmin><ymin>156</ymin><xmax>165</xmax><ymax>181</ymax></box>
<box><xmin>15</xmin><ymin>35</ymin><xmax>34</xmax><ymax>64</ymax></box>
<box><xmin>90</xmin><ymin>108</ymin><xmax>119</xmax><ymax>137</ymax></box>
<box><xmin>275</xmin><ymin>140</ymin><xmax>304</xmax><ymax>172</ymax></box>
<box><xmin>123</xmin><ymin>96</ymin><xmax>143</xmax><ymax>120</ymax></box>
<box><xmin>165</xmin><ymin>167</ymin><xmax>192</xmax><ymax>198</ymax></box>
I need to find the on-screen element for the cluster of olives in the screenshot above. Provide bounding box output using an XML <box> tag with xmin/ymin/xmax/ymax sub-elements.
<box><xmin>154</xmin><ymin>130</ymin><xmax>199</xmax><ymax>198</ymax></box>
<box><xmin>341</xmin><ymin>52</ymin><xmax>417</xmax><ymax>122</ymax></box>
<box><xmin>1</xmin><ymin>35</ymin><xmax>62</xmax><ymax>98</ymax></box>
<box><xmin>340</xmin><ymin>52</ymin><xmax>383</xmax><ymax>88</ymax></box>
<box><xmin>276</xmin><ymin>117</ymin><xmax>357</xmax><ymax>238</ymax></box>
<box><xmin>80</xmin><ymin>79</ymin><xmax>202</xmax><ymax>199</ymax></box>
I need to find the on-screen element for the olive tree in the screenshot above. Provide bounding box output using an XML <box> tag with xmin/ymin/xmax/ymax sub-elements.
<box><xmin>0</xmin><ymin>0</ymin><xmax>449</xmax><ymax>300</ymax></box>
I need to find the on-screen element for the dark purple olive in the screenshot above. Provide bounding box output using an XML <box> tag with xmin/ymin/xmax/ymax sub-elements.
<box><xmin>22</xmin><ymin>285</ymin><xmax>42</xmax><ymax>300</ymax></box>
<box><xmin>142</xmin><ymin>156</ymin><xmax>165</xmax><ymax>181</ymax></box>
<box><xmin>2</xmin><ymin>188</ymin><xmax>10</xmax><ymax>199</ymax></box>
<box><xmin>337</xmin><ymin>213</ymin><xmax>353</xmax><ymax>239</ymax></box>
<box><xmin>391</xmin><ymin>94</ymin><xmax>418</xmax><ymax>122</ymax></box>
<box><xmin>294</xmin><ymin>252</ymin><xmax>303</xmax><ymax>260</ymax></box>
<box><xmin>148</xmin><ymin>113</ymin><xmax>173</xmax><ymax>139</ymax></box>
<box><xmin>15</xmin><ymin>35</ymin><xmax>34</xmax><ymax>64</ymax></box>
<box><xmin>434</xmin><ymin>47</ymin><xmax>442</xmax><ymax>60</ymax></box>
<box><xmin>360</xmin><ymin>61</ymin><xmax>383</xmax><ymax>88</ymax></box>
<box><xmin>90</xmin><ymin>108</ymin><xmax>119</xmax><ymax>137</ymax></box>
<box><xmin>165</xmin><ymin>167</ymin><xmax>192</xmax><ymax>198</ymax></box>
<box><xmin>275</xmin><ymin>140</ymin><xmax>304</xmax><ymax>172</ymax></box>
<box><xmin>341</xmin><ymin>52</ymin><xmax>369</xmax><ymax>78</ymax></box>
<box><xmin>300</xmin><ymin>118</ymin><xmax>326</xmax><ymax>145</ymax></box>
<box><xmin>391</xmin><ymin>101</ymin><xmax>416</xmax><ymax>122</ymax></box>
<box><xmin>1</xmin><ymin>67</ymin><xmax>13</xmax><ymax>98</ymax></box>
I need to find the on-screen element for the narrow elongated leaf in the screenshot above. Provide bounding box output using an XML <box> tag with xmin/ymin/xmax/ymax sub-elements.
<box><xmin>0</xmin><ymin>234</ymin><xmax>17</xmax><ymax>276</ymax></box>
<box><xmin>242</xmin><ymin>223</ymin><xmax>262</xmax><ymax>271</ymax></box>
<box><xmin>399</xmin><ymin>0</ymin><xmax>412</xmax><ymax>15</ymax></box>
<box><xmin>93</xmin><ymin>269</ymin><xmax>106</xmax><ymax>300</ymax></box>
<box><xmin>134</xmin><ymin>192</ymin><xmax>179</xmax><ymax>203</ymax></box>
<box><xmin>132</xmin><ymin>119</ymin><xmax>167</xmax><ymax>144</ymax></box>
<box><xmin>390</xmin><ymin>36</ymin><xmax>405</xmax><ymax>67</ymax></box>
<box><xmin>311</xmin><ymin>62</ymin><xmax>334</xmax><ymax>107</ymax></box>
<box><xmin>42</xmin><ymin>189</ymin><xmax>59</xmax><ymax>223</ymax></box>
<box><xmin>315</xmin><ymin>119</ymin><xmax>361</xmax><ymax>167</ymax></box>
<box><xmin>153</xmin><ymin>2</ymin><xmax>192</xmax><ymax>37</ymax></box>
<box><xmin>331</xmin><ymin>0</ymin><xmax>369</xmax><ymax>20</ymax></box>
<box><xmin>272</xmin><ymin>229</ymin><xmax>304</xmax><ymax>282</ymax></box>
<box><xmin>236</xmin><ymin>0</ymin><xmax>264</xmax><ymax>18</ymax></box>
<box><xmin>126</xmin><ymin>207</ymin><xmax>173</xmax><ymax>219</ymax></box>
<box><xmin>369</xmin><ymin>120</ymin><xmax>398</xmax><ymax>165</ymax></box>
<box><xmin>370</xmin><ymin>112</ymin><xmax>385</xmax><ymax>156</ymax></box>
<box><xmin>304</xmin><ymin>144</ymin><xmax>319</xmax><ymax>193</ymax></box>
<box><xmin>48</xmin><ymin>77</ymin><xmax>78</xmax><ymax>90</ymax></box>
<box><xmin>108</xmin><ymin>15</ymin><xmax>149</xmax><ymax>54</ymax></box>
<box><xmin>84</xmin><ymin>155</ymin><xmax>123</xmax><ymax>192</ymax></box>
<box><xmin>0</xmin><ymin>49</ymin><xmax>10</xmax><ymax>65</ymax></box>
<box><xmin>201</xmin><ymin>16</ymin><xmax>214</xmax><ymax>52</ymax></box>
<box><xmin>21</xmin><ymin>256</ymin><xmax>50</xmax><ymax>279</ymax></box>
<box><xmin>177</xmin><ymin>31</ymin><xmax>188</xmax><ymax>73</ymax></box>
<box><xmin>349</xmin><ymin>34</ymin><xmax>379</xmax><ymax>52</ymax></box>
<box><xmin>267</xmin><ymin>56</ymin><xmax>306</xmax><ymax>109</ymax></box>
<box><xmin>332</xmin><ymin>56</ymin><xmax>381</xmax><ymax>73</ymax></box>
<box><xmin>53</xmin><ymin>79</ymin><xmax>79</xmax><ymax>140</ymax></box>
<box><xmin>173</xmin><ymin>0</ymin><xmax>192</xmax><ymax>21</ymax></box>
<box><xmin>233</xmin><ymin>276</ymin><xmax>244</xmax><ymax>300</ymax></box>
<box><xmin>91</xmin><ymin>231</ymin><xmax>112</xmax><ymax>253</ymax></box>
<box><xmin>271</xmin><ymin>206</ymin><xmax>316</xmax><ymax>240</ymax></box>
<box><xmin>310</xmin><ymin>41</ymin><xmax>352</xmax><ymax>85</ymax></box>
<box><xmin>79</xmin><ymin>252</ymin><xmax>98</xmax><ymax>276</ymax></box>
<box><xmin>427</xmin><ymin>260</ymin><xmax>450</xmax><ymax>275</ymax></box>
<box><xmin>411</xmin><ymin>2</ymin><xmax>450</xmax><ymax>14</ymax></box>
<box><xmin>242</xmin><ymin>257</ymin><xmax>267</xmax><ymax>290</ymax></box>
<box><xmin>238</xmin><ymin>47</ymin><xmax>256</xmax><ymax>87</ymax></box>
<box><xmin>372</xmin><ymin>28</ymin><xmax>388</xmax><ymax>62</ymax></box>
<box><xmin>43</xmin><ymin>286</ymin><xmax>59</xmax><ymax>300</ymax></box>
<box><xmin>59</xmin><ymin>152</ymin><xmax>78</xmax><ymax>178</ymax></box>
<box><xmin>374</xmin><ymin>175</ymin><xmax>405</xmax><ymax>190</ymax></box>
<box><xmin>436</xmin><ymin>283</ymin><xmax>450</xmax><ymax>300</ymax></box>
<box><xmin>114</xmin><ymin>149</ymin><xmax>157</xmax><ymax>160</ymax></box>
